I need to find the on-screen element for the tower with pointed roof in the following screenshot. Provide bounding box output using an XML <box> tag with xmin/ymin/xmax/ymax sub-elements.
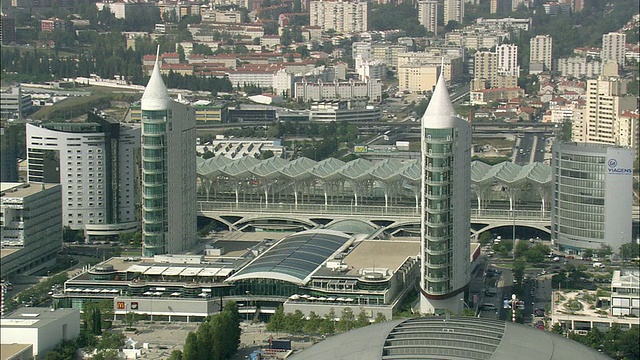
<box><xmin>419</xmin><ymin>66</ymin><xmax>471</xmax><ymax>315</ymax></box>
<box><xmin>140</xmin><ymin>48</ymin><xmax>197</xmax><ymax>256</ymax></box>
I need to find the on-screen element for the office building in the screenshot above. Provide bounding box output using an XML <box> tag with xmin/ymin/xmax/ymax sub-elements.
<box><xmin>551</xmin><ymin>143</ymin><xmax>633</xmax><ymax>253</ymax></box>
<box><xmin>140</xmin><ymin>51</ymin><xmax>197</xmax><ymax>256</ymax></box>
<box><xmin>26</xmin><ymin>114</ymin><xmax>140</xmax><ymax>240</ymax></box>
<box><xmin>1</xmin><ymin>123</ymin><xmax>20</xmax><ymax>182</ymax></box>
<box><xmin>443</xmin><ymin>0</ymin><xmax>464</xmax><ymax>25</ymax></box>
<box><xmin>0</xmin><ymin>86</ymin><xmax>32</xmax><ymax>119</ymax></box>
<box><xmin>529</xmin><ymin>35</ymin><xmax>553</xmax><ymax>74</ymax></box>
<box><xmin>1</xmin><ymin>182</ymin><xmax>62</xmax><ymax>278</ymax></box>
<box><xmin>0</xmin><ymin>307</ymin><xmax>80</xmax><ymax>358</ymax></box>
<box><xmin>419</xmin><ymin>70</ymin><xmax>471</xmax><ymax>315</ymax></box>
<box><xmin>601</xmin><ymin>32</ymin><xmax>626</xmax><ymax>67</ymax></box>
<box><xmin>572</xmin><ymin>76</ymin><xmax>636</xmax><ymax>145</ymax></box>
<box><xmin>309</xmin><ymin>0</ymin><xmax>367</xmax><ymax>33</ymax></box>
<box><xmin>418</xmin><ymin>0</ymin><xmax>438</xmax><ymax>35</ymax></box>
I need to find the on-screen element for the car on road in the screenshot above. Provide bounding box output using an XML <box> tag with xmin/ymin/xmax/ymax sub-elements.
<box><xmin>482</xmin><ymin>303</ymin><xmax>497</xmax><ymax>311</ymax></box>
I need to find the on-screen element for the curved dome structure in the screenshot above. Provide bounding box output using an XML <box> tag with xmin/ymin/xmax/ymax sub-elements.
<box><xmin>289</xmin><ymin>316</ymin><xmax>611</xmax><ymax>360</ymax></box>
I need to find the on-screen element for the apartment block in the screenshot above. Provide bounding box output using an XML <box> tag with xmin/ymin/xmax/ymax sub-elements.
<box><xmin>530</xmin><ymin>34</ymin><xmax>553</xmax><ymax>74</ymax></box>
<box><xmin>417</xmin><ymin>0</ymin><xmax>438</xmax><ymax>35</ymax></box>
<box><xmin>601</xmin><ymin>32</ymin><xmax>626</xmax><ymax>67</ymax></box>
<box><xmin>309</xmin><ymin>0</ymin><xmax>367</xmax><ymax>33</ymax></box>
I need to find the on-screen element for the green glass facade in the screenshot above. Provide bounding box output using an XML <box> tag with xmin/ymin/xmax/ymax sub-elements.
<box><xmin>424</xmin><ymin>128</ymin><xmax>455</xmax><ymax>295</ymax></box>
<box><xmin>142</xmin><ymin>109</ymin><xmax>168</xmax><ymax>256</ymax></box>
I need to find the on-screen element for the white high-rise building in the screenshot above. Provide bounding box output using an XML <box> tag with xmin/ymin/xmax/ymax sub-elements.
<box><xmin>443</xmin><ymin>0</ymin><xmax>464</xmax><ymax>25</ymax></box>
<box><xmin>419</xmin><ymin>69</ymin><xmax>471</xmax><ymax>315</ymax></box>
<box><xmin>309</xmin><ymin>0</ymin><xmax>367</xmax><ymax>33</ymax></box>
<box><xmin>572</xmin><ymin>76</ymin><xmax>637</xmax><ymax>145</ymax></box>
<box><xmin>26</xmin><ymin>114</ymin><xmax>140</xmax><ymax>239</ymax></box>
<box><xmin>496</xmin><ymin>44</ymin><xmax>519</xmax><ymax>76</ymax></box>
<box><xmin>601</xmin><ymin>32</ymin><xmax>626</xmax><ymax>67</ymax></box>
<box><xmin>418</xmin><ymin>0</ymin><xmax>438</xmax><ymax>35</ymax></box>
<box><xmin>529</xmin><ymin>34</ymin><xmax>553</xmax><ymax>74</ymax></box>
<box><xmin>141</xmin><ymin>50</ymin><xmax>197</xmax><ymax>256</ymax></box>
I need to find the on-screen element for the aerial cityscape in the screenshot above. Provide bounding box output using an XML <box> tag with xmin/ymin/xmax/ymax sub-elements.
<box><xmin>0</xmin><ymin>0</ymin><xmax>638</xmax><ymax>358</ymax></box>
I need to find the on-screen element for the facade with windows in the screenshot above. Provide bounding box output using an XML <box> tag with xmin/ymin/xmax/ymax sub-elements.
<box><xmin>25</xmin><ymin>113</ymin><xmax>139</xmax><ymax>239</ymax></box>
<box><xmin>420</xmin><ymin>71</ymin><xmax>471</xmax><ymax>315</ymax></box>
<box><xmin>141</xmin><ymin>54</ymin><xmax>197</xmax><ymax>256</ymax></box>
<box><xmin>1</xmin><ymin>182</ymin><xmax>62</xmax><ymax>278</ymax></box>
<box><xmin>551</xmin><ymin>143</ymin><xmax>634</xmax><ymax>253</ymax></box>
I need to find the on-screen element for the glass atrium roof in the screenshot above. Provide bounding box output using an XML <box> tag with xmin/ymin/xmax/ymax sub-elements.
<box><xmin>226</xmin><ymin>229</ymin><xmax>352</xmax><ymax>285</ymax></box>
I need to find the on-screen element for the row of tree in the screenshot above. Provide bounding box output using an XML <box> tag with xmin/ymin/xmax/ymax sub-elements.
<box><xmin>552</xmin><ymin>324</ymin><xmax>639</xmax><ymax>360</ymax></box>
<box><xmin>267</xmin><ymin>306</ymin><xmax>387</xmax><ymax>335</ymax></box>
<box><xmin>169</xmin><ymin>302</ymin><xmax>242</xmax><ymax>360</ymax></box>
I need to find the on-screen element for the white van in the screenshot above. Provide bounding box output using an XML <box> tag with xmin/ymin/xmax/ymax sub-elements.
<box><xmin>593</xmin><ymin>262</ymin><xmax>604</xmax><ymax>269</ymax></box>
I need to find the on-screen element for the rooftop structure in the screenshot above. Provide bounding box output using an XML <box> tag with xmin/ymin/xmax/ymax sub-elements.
<box><xmin>0</xmin><ymin>307</ymin><xmax>80</xmax><ymax>358</ymax></box>
<box><xmin>195</xmin><ymin>156</ymin><xmax>552</xmax><ymax>213</ymax></box>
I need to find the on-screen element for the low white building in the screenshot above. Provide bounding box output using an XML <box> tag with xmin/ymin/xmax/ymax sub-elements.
<box><xmin>611</xmin><ymin>269</ymin><xmax>639</xmax><ymax>317</ymax></box>
<box><xmin>0</xmin><ymin>307</ymin><xmax>80</xmax><ymax>358</ymax></box>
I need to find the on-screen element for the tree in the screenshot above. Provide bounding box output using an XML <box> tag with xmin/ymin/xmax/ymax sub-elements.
<box><xmin>525</xmin><ymin>243</ymin><xmax>549</xmax><ymax>264</ymax></box>
<box><xmin>97</xmin><ymin>332</ymin><xmax>125</xmax><ymax>350</ymax></box>
<box><xmin>284</xmin><ymin>310</ymin><xmax>305</xmax><ymax>334</ymax></box>
<box><xmin>460</xmin><ymin>308</ymin><xmax>476</xmax><ymax>317</ymax></box>
<box><xmin>478</xmin><ymin>232</ymin><xmax>492</xmax><ymax>247</ymax></box>
<box><xmin>303</xmin><ymin>311</ymin><xmax>321</xmax><ymax>334</ymax></box>
<box><xmin>319</xmin><ymin>309</ymin><xmax>336</xmax><ymax>335</ymax></box>
<box><xmin>551</xmin><ymin>323</ymin><xmax>563</xmax><ymax>335</ymax></box>
<box><xmin>93</xmin><ymin>349</ymin><xmax>121</xmax><ymax>360</ymax></box>
<box><xmin>596</xmin><ymin>244</ymin><xmax>613</xmax><ymax>259</ymax></box>
<box><xmin>182</xmin><ymin>332</ymin><xmax>200</xmax><ymax>360</ymax></box>
<box><xmin>354</xmin><ymin>310</ymin><xmax>370</xmax><ymax>328</ymax></box>
<box><xmin>582</xmin><ymin>248</ymin><xmax>594</xmax><ymax>259</ymax></box>
<box><xmin>267</xmin><ymin>306</ymin><xmax>286</xmax><ymax>333</ymax></box>
<box><xmin>374</xmin><ymin>313</ymin><xmax>387</xmax><ymax>323</ymax></box>
<box><xmin>169</xmin><ymin>350</ymin><xmax>183</xmax><ymax>360</ymax></box>
<box><xmin>619</xmin><ymin>243</ymin><xmax>639</xmax><ymax>260</ymax></box>
<box><xmin>337</xmin><ymin>308</ymin><xmax>355</xmax><ymax>332</ymax></box>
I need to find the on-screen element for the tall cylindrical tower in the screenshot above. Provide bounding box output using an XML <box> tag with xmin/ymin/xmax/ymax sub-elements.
<box><xmin>420</xmin><ymin>70</ymin><xmax>472</xmax><ymax>315</ymax></box>
<box><xmin>140</xmin><ymin>49</ymin><xmax>171</xmax><ymax>256</ymax></box>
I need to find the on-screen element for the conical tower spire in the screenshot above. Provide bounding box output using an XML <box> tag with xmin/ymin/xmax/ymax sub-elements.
<box><xmin>421</xmin><ymin>59</ymin><xmax>456</xmax><ymax>128</ymax></box>
<box><xmin>141</xmin><ymin>46</ymin><xmax>170</xmax><ymax>111</ymax></box>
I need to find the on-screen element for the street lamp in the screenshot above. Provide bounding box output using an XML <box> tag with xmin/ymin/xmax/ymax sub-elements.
<box><xmin>512</xmin><ymin>210</ymin><xmax>516</xmax><ymax>260</ymax></box>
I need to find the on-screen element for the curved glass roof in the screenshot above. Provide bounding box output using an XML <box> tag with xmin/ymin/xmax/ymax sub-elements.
<box><xmin>197</xmin><ymin>157</ymin><xmax>552</xmax><ymax>188</ymax></box>
<box><xmin>290</xmin><ymin>316</ymin><xmax>611</xmax><ymax>360</ymax></box>
<box><xmin>324</xmin><ymin>219</ymin><xmax>378</xmax><ymax>235</ymax></box>
<box><xmin>225</xmin><ymin>229</ymin><xmax>352</xmax><ymax>285</ymax></box>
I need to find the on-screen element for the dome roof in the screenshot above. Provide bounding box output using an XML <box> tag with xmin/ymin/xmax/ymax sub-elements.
<box><xmin>289</xmin><ymin>316</ymin><xmax>611</xmax><ymax>360</ymax></box>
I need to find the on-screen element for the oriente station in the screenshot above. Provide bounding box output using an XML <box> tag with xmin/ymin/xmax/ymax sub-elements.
<box><xmin>53</xmin><ymin>150</ymin><xmax>555</xmax><ymax>322</ymax></box>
